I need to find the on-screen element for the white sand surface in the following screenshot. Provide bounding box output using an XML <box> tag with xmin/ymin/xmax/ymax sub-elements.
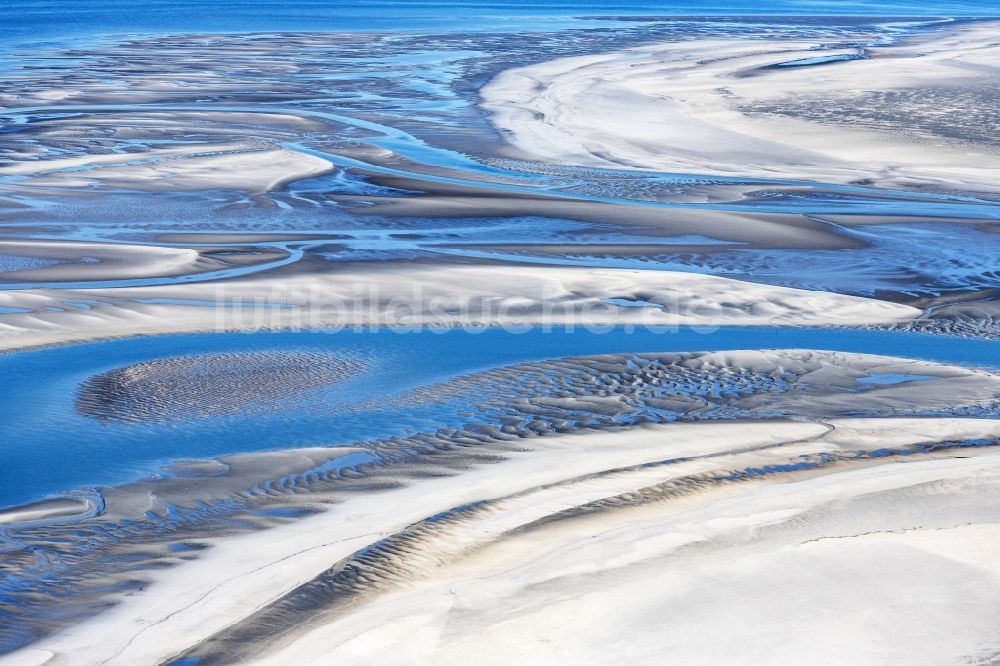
<box><xmin>482</xmin><ymin>22</ymin><xmax>1000</xmax><ymax>191</ymax></box>
<box><xmin>271</xmin><ymin>459</ymin><xmax>1000</xmax><ymax>666</ymax></box>
<box><xmin>0</xmin><ymin>141</ymin><xmax>332</xmax><ymax>193</ymax></box>
<box><xmin>0</xmin><ymin>239</ymin><xmax>218</xmax><ymax>281</ymax></box>
<box><xmin>0</xmin><ymin>264</ymin><xmax>919</xmax><ymax>351</ymax></box>
<box><xmin>7</xmin><ymin>418</ymin><xmax>1000</xmax><ymax>665</ymax></box>
<box><xmin>0</xmin><ymin>497</ymin><xmax>96</xmax><ymax>526</ymax></box>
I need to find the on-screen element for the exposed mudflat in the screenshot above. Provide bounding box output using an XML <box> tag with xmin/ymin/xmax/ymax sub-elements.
<box><xmin>0</xmin><ymin>11</ymin><xmax>997</xmax><ymax>666</ymax></box>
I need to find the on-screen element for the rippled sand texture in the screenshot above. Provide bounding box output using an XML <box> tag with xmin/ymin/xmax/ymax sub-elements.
<box><xmin>76</xmin><ymin>351</ymin><xmax>368</xmax><ymax>422</ymax></box>
<box><xmin>0</xmin><ymin>13</ymin><xmax>999</xmax><ymax>666</ymax></box>
<box><xmin>4</xmin><ymin>350</ymin><xmax>1000</xmax><ymax>664</ymax></box>
<box><xmin>3</xmin><ymin>351</ymin><xmax>1000</xmax><ymax>663</ymax></box>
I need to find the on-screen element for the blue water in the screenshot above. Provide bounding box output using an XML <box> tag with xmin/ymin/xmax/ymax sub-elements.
<box><xmin>775</xmin><ymin>52</ymin><xmax>866</xmax><ymax>67</ymax></box>
<box><xmin>858</xmin><ymin>372</ymin><xmax>937</xmax><ymax>384</ymax></box>
<box><xmin>2</xmin><ymin>0</ymin><xmax>997</xmax><ymax>52</ymax></box>
<box><xmin>1</xmin><ymin>325</ymin><xmax>998</xmax><ymax>509</ymax></box>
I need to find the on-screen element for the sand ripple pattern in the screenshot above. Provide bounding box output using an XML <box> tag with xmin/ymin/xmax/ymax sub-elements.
<box><xmin>2</xmin><ymin>349</ymin><xmax>1000</xmax><ymax>656</ymax></box>
<box><xmin>75</xmin><ymin>351</ymin><xmax>368</xmax><ymax>423</ymax></box>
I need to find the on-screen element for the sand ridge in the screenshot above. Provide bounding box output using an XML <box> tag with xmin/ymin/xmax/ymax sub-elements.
<box><xmin>482</xmin><ymin>21</ymin><xmax>1000</xmax><ymax>192</ymax></box>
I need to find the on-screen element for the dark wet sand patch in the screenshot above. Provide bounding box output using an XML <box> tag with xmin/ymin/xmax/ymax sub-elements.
<box><xmin>76</xmin><ymin>351</ymin><xmax>369</xmax><ymax>423</ymax></box>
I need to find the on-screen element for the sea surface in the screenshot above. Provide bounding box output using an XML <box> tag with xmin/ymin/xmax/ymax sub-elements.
<box><xmin>3</xmin><ymin>0</ymin><xmax>997</xmax><ymax>51</ymax></box>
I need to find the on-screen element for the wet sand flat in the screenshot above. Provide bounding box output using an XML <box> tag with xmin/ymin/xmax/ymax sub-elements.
<box><xmin>0</xmin><ymin>11</ymin><xmax>998</xmax><ymax>665</ymax></box>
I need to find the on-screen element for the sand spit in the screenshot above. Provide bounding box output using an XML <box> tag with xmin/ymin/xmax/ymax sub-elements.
<box><xmin>0</xmin><ymin>134</ymin><xmax>333</xmax><ymax>195</ymax></box>
<box><xmin>340</xmin><ymin>174</ymin><xmax>870</xmax><ymax>250</ymax></box>
<box><xmin>482</xmin><ymin>21</ymin><xmax>1000</xmax><ymax>192</ymax></box>
<box><xmin>0</xmin><ymin>239</ymin><xmax>231</xmax><ymax>283</ymax></box>
<box><xmin>0</xmin><ymin>497</ymin><xmax>97</xmax><ymax>526</ymax></box>
<box><xmin>0</xmin><ymin>264</ymin><xmax>920</xmax><ymax>351</ymax></box>
<box><xmin>7</xmin><ymin>416</ymin><xmax>1000</xmax><ymax>666</ymax></box>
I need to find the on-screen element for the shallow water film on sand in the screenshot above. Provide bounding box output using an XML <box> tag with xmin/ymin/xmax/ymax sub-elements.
<box><xmin>1</xmin><ymin>2</ymin><xmax>999</xmax><ymax>664</ymax></box>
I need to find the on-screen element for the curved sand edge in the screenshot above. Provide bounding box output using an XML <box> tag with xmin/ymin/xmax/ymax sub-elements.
<box><xmin>481</xmin><ymin>21</ymin><xmax>1000</xmax><ymax>193</ymax></box>
<box><xmin>0</xmin><ymin>264</ymin><xmax>920</xmax><ymax>352</ymax></box>
<box><xmin>8</xmin><ymin>417</ymin><xmax>1000</xmax><ymax>665</ymax></box>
